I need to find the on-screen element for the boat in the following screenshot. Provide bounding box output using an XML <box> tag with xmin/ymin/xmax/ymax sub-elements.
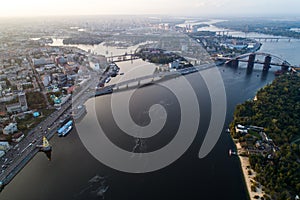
<box><xmin>229</xmin><ymin>149</ymin><xmax>237</xmax><ymax>156</ymax></box>
<box><xmin>72</xmin><ymin>105</ymin><xmax>87</xmax><ymax>122</ymax></box>
<box><xmin>89</xmin><ymin>175</ymin><xmax>105</xmax><ymax>183</ymax></box>
<box><xmin>36</xmin><ymin>136</ymin><xmax>52</xmax><ymax>152</ymax></box>
<box><xmin>57</xmin><ymin>120</ymin><xmax>73</xmax><ymax>137</ymax></box>
<box><xmin>94</xmin><ymin>87</ymin><xmax>113</xmax><ymax>96</ymax></box>
<box><xmin>274</xmin><ymin>70</ymin><xmax>284</xmax><ymax>76</ymax></box>
<box><xmin>96</xmin><ymin>185</ymin><xmax>109</xmax><ymax>197</ymax></box>
<box><xmin>60</xmin><ymin>125</ymin><xmax>72</xmax><ymax>137</ymax></box>
<box><xmin>0</xmin><ymin>181</ymin><xmax>3</xmax><ymax>192</ymax></box>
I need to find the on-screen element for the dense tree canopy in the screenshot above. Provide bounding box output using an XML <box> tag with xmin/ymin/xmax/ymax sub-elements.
<box><xmin>26</xmin><ymin>91</ymin><xmax>47</xmax><ymax>109</ymax></box>
<box><xmin>231</xmin><ymin>74</ymin><xmax>300</xmax><ymax>200</ymax></box>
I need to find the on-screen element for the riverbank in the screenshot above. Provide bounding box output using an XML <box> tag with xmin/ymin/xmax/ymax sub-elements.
<box><xmin>0</xmin><ymin>100</ymin><xmax>72</xmax><ymax>191</ymax></box>
<box><xmin>230</xmin><ymin>74</ymin><xmax>300</xmax><ymax>200</ymax></box>
<box><xmin>235</xmin><ymin>142</ymin><xmax>266</xmax><ymax>200</ymax></box>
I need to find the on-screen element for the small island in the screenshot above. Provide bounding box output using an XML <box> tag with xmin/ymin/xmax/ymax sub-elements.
<box><xmin>230</xmin><ymin>74</ymin><xmax>300</xmax><ymax>200</ymax></box>
<box><xmin>63</xmin><ymin>33</ymin><xmax>110</xmax><ymax>45</ymax></box>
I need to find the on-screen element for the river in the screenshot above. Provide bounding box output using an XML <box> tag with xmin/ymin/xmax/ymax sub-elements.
<box><xmin>1</xmin><ymin>23</ymin><xmax>300</xmax><ymax>200</ymax></box>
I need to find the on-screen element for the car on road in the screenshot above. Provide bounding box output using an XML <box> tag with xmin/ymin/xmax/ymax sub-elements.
<box><xmin>105</xmin><ymin>77</ymin><xmax>111</xmax><ymax>83</ymax></box>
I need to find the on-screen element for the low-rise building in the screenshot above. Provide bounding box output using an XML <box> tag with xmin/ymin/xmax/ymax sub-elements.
<box><xmin>235</xmin><ymin>124</ymin><xmax>248</xmax><ymax>134</ymax></box>
<box><xmin>54</xmin><ymin>94</ymin><xmax>71</xmax><ymax>107</ymax></box>
<box><xmin>0</xmin><ymin>150</ymin><xmax>5</xmax><ymax>158</ymax></box>
<box><xmin>0</xmin><ymin>141</ymin><xmax>10</xmax><ymax>151</ymax></box>
<box><xmin>3</xmin><ymin>123</ymin><xmax>18</xmax><ymax>135</ymax></box>
<box><xmin>6</xmin><ymin>92</ymin><xmax>28</xmax><ymax>113</ymax></box>
<box><xmin>33</xmin><ymin>58</ymin><xmax>54</xmax><ymax>67</ymax></box>
<box><xmin>6</xmin><ymin>103</ymin><xmax>22</xmax><ymax>113</ymax></box>
<box><xmin>169</xmin><ymin>60</ymin><xmax>180</xmax><ymax>69</ymax></box>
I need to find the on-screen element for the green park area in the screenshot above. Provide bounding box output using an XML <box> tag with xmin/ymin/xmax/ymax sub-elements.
<box><xmin>231</xmin><ymin>74</ymin><xmax>300</xmax><ymax>200</ymax></box>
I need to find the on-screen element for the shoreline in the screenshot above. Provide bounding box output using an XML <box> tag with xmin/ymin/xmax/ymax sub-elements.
<box><xmin>0</xmin><ymin>102</ymin><xmax>72</xmax><ymax>191</ymax></box>
<box><xmin>235</xmin><ymin>142</ymin><xmax>266</xmax><ymax>200</ymax></box>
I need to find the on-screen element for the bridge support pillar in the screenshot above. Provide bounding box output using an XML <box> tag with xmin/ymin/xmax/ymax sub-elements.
<box><xmin>281</xmin><ymin>63</ymin><xmax>289</xmax><ymax>71</ymax></box>
<box><xmin>230</xmin><ymin>59</ymin><xmax>239</xmax><ymax>68</ymax></box>
<box><xmin>263</xmin><ymin>55</ymin><xmax>271</xmax><ymax>72</ymax></box>
<box><xmin>247</xmin><ymin>54</ymin><xmax>256</xmax><ymax>72</ymax></box>
<box><xmin>138</xmin><ymin>80</ymin><xmax>140</xmax><ymax>86</ymax></box>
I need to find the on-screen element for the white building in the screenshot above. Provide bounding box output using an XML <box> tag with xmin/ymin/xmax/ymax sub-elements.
<box><xmin>3</xmin><ymin>123</ymin><xmax>18</xmax><ymax>135</ymax></box>
<box><xmin>235</xmin><ymin>124</ymin><xmax>248</xmax><ymax>134</ymax></box>
<box><xmin>42</xmin><ymin>75</ymin><xmax>51</xmax><ymax>87</ymax></box>
<box><xmin>0</xmin><ymin>150</ymin><xmax>5</xmax><ymax>158</ymax></box>
<box><xmin>94</xmin><ymin>63</ymin><xmax>100</xmax><ymax>71</ymax></box>
<box><xmin>169</xmin><ymin>60</ymin><xmax>180</xmax><ymax>69</ymax></box>
<box><xmin>0</xmin><ymin>141</ymin><xmax>10</xmax><ymax>151</ymax></box>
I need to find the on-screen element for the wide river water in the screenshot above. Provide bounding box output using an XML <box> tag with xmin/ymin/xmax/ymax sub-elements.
<box><xmin>1</xmin><ymin>26</ymin><xmax>300</xmax><ymax>200</ymax></box>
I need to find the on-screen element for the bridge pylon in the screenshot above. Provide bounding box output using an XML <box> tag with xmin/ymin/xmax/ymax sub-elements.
<box><xmin>230</xmin><ymin>58</ymin><xmax>239</xmax><ymax>68</ymax></box>
<box><xmin>263</xmin><ymin>55</ymin><xmax>272</xmax><ymax>72</ymax></box>
<box><xmin>281</xmin><ymin>61</ymin><xmax>290</xmax><ymax>71</ymax></box>
<box><xmin>247</xmin><ymin>53</ymin><xmax>256</xmax><ymax>72</ymax></box>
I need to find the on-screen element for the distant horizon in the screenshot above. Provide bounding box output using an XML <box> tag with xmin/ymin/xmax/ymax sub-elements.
<box><xmin>0</xmin><ymin>14</ymin><xmax>299</xmax><ymax>20</ymax></box>
<box><xmin>0</xmin><ymin>0</ymin><xmax>300</xmax><ymax>18</ymax></box>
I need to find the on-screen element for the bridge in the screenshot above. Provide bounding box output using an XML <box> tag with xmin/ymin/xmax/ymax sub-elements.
<box><xmin>94</xmin><ymin>51</ymin><xmax>297</xmax><ymax>98</ymax></box>
<box><xmin>106</xmin><ymin>54</ymin><xmax>139</xmax><ymax>63</ymax></box>
<box><xmin>215</xmin><ymin>52</ymin><xmax>293</xmax><ymax>72</ymax></box>
<box><xmin>247</xmin><ymin>37</ymin><xmax>291</xmax><ymax>42</ymax></box>
<box><xmin>94</xmin><ymin>63</ymin><xmax>215</xmax><ymax>97</ymax></box>
<box><xmin>214</xmin><ymin>31</ymin><xmax>292</xmax><ymax>42</ymax></box>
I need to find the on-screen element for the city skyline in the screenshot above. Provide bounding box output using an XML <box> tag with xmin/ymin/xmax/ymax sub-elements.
<box><xmin>0</xmin><ymin>0</ymin><xmax>300</xmax><ymax>17</ymax></box>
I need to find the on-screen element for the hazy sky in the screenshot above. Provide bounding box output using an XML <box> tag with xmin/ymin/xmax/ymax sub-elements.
<box><xmin>0</xmin><ymin>0</ymin><xmax>299</xmax><ymax>17</ymax></box>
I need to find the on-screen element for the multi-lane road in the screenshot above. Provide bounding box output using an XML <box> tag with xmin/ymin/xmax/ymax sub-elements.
<box><xmin>0</xmin><ymin>60</ymin><xmax>214</xmax><ymax>190</ymax></box>
<box><xmin>0</xmin><ymin>71</ymin><xmax>101</xmax><ymax>189</ymax></box>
